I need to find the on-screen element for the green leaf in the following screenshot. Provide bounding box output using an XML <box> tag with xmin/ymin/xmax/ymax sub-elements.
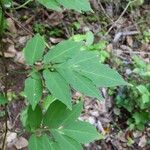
<box><xmin>43</xmin><ymin>95</ymin><xmax>56</xmax><ymax>112</ymax></box>
<box><xmin>43</xmin><ymin>101</ymin><xmax>82</xmax><ymax>128</ymax></box>
<box><xmin>133</xmin><ymin>112</ymin><xmax>149</xmax><ymax>125</ymax></box>
<box><xmin>69</xmin><ymin>51</ymin><xmax>127</xmax><ymax>87</ymax></box>
<box><xmin>0</xmin><ymin>94</ymin><xmax>7</xmax><ymax>105</ymax></box>
<box><xmin>27</xmin><ymin>105</ymin><xmax>43</xmax><ymax>130</ymax></box>
<box><xmin>24</xmin><ymin>34</ymin><xmax>45</xmax><ymax>65</ymax></box>
<box><xmin>85</xmin><ymin>31</ymin><xmax>94</xmax><ymax>46</ymax></box>
<box><xmin>137</xmin><ymin>85</ymin><xmax>150</xmax><ymax>95</ymax></box>
<box><xmin>57</xmin><ymin>66</ymin><xmax>103</xmax><ymax>100</ymax></box>
<box><xmin>43</xmin><ymin>69</ymin><xmax>72</xmax><ymax>109</ymax></box>
<box><xmin>43</xmin><ymin>40</ymin><xmax>82</xmax><ymax>64</ymax></box>
<box><xmin>20</xmin><ymin>108</ymin><xmax>28</xmax><ymax>128</ymax></box>
<box><xmin>60</xmin><ymin>121</ymin><xmax>101</xmax><ymax>144</ymax></box>
<box><xmin>51</xmin><ymin>130</ymin><xmax>83</xmax><ymax>150</ymax></box>
<box><xmin>29</xmin><ymin>134</ymin><xmax>55</xmax><ymax>150</ymax></box>
<box><xmin>24</xmin><ymin>73</ymin><xmax>43</xmax><ymax>110</ymax></box>
<box><xmin>37</xmin><ymin>0</ymin><xmax>61</xmax><ymax>11</ymax></box>
<box><xmin>57</xmin><ymin>0</ymin><xmax>92</xmax><ymax>12</ymax></box>
<box><xmin>142</xmin><ymin>94</ymin><xmax>150</xmax><ymax>104</ymax></box>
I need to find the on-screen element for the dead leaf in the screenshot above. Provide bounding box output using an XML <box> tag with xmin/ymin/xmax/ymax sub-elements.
<box><xmin>49</xmin><ymin>37</ymin><xmax>63</xmax><ymax>44</ymax></box>
<box><xmin>138</xmin><ymin>135</ymin><xmax>147</xmax><ymax>148</ymax></box>
<box><xmin>14</xmin><ymin>137</ymin><xmax>28</xmax><ymax>149</ymax></box>
<box><xmin>126</xmin><ymin>36</ymin><xmax>133</xmax><ymax>47</ymax></box>
<box><xmin>6</xmin><ymin>18</ymin><xmax>17</xmax><ymax>34</ymax></box>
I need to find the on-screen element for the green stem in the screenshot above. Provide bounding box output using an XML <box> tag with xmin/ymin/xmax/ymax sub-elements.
<box><xmin>0</xmin><ymin>2</ymin><xmax>8</xmax><ymax>150</ymax></box>
<box><xmin>0</xmin><ymin>2</ymin><xmax>4</xmax><ymax>40</ymax></box>
<box><xmin>14</xmin><ymin>0</ymin><xmax>33</xmax><ymax>10</ymax></box>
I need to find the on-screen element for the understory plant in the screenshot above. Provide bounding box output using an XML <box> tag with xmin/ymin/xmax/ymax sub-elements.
<box><xmin>114</xmin><ymin>55</ymin><xmax>150</xmax><ymax>130</ymax></box>
<box><xmin>0</xmin><ymin>0</ymin><xmax>127</xmax><ymax>149</ymax></box>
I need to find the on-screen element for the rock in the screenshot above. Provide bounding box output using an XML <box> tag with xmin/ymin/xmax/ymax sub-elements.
<box><xmin>14</xmin><ymin>137</ymin><xmax>28</xmax><ymax>149</ymax></box>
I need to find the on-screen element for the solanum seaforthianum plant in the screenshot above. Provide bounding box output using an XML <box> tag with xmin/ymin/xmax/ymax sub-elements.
<box><xmin>0</xmin><ymin>0</ymin><xmax>127</xmax><ymax>149</ymax></box>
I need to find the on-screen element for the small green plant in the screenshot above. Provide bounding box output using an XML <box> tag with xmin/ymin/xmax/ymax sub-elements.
<box><xmin>0</xmin><ymin>0</ymin><xmax>127</xmax><ymax>149</ymax></box>
<box><xmin>114</xmin><ymin>55</ymin><xmax>150</xmax><ymax>130</ymax></box>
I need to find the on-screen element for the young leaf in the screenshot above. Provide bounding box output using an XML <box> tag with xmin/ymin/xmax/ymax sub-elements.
<box><xmin>27</xmin><ymin>105</ymin><xmax>43</xmax><ymax>131</ymax></box>
<box><xmin>51</xmin><ymin>130</ymin><xmax>83</xmax><ymax>150</ymax></box>
<box><xmin>24</xmin><ymin>73</ymin><xmax>43</xmax><ymax>110</ymax></box>
<box><xmin>43</xmin><ymin>101</ymin><xmax>82</xmax><ymax>128</ymax></box>
<box><xmin>37</xmin><ymin>0</ymin><xmax>61</xmax><ymax>11</ymax></box>
<box><xmin>43</xmin><ymin>69</ymin><xmax>72</xmax><ymax>109</ymax></box>
<box><xmin>43</xmin><ymin>40</ymin><xmax>82</xmax><ymax>64</ymax></box>
<box><xmin>57</xmin><ymin>0</ymin><xmax>92</xmax><ymax>12</ymax></box>
<box><xmin>60</xmin><ymin>121</ymin><xmax>101</xmax><ymax>144</ymax></box>
<box><xmin>24</xmin><ymin>34</ymin><xmax>45</xmax><ymax>65</ymax></box>
<box><xmin>29</xmin><ymin>134</ymin><xmax>55</xmax><ymax>150</ymax></box>
<box><xmin>57</xmin><ymin>66</ymin><xmax>103</xmax><ymax>100</ymax></box>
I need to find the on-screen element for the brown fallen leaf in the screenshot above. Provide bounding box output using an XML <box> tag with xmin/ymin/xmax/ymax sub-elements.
<box><xmin>126</xmin><ymin>36</ymin><xmax>133</xmax><ymax>47</ymax></box>
<box><xmin>6</xmin><ymin>18</ymin><xmax>17</xmax><ymax>34</ymax></box>
<box><xmin>138</xmin><ymin>135</ymin><xmax>147</xmax><ymax>148</ymax></box>
<box><xmin>14</xmin><ymin>137</ymin><xmax>28</xmax><ymax>149</ymax></box>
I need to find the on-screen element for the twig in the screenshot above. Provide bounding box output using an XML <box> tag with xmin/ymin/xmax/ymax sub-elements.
<box><xmin>5</xmin><ymin>12</ymin><xmax>50</xmax><ymax>49</ymax></box>
<box><xmin>13</xmin><ymin>0</ymin><xmax>33</xmax><ymax>10</ymax></box>
<box><xmin>5</xmin><ymin>12</ymin><xmax>34</xmax><ymax>36</ymax></box>
<box><xmin>113</xmin><ymin>30</ymin><xmax>140</xmax><ymax>43</ymax></box>
<box><xmin>105</xmin><ymin>0</ymin><xmax>136</xmax><ymax>35</ymax></box>
<box><xmin>97</xmin><ymin>0</ymin><xmax>113</xmax><ymax>22</ymax></box>
<box><xmin>120</xmin><ymin>45</ymin><xmax>150</xmax><ymax>55</ymax></box>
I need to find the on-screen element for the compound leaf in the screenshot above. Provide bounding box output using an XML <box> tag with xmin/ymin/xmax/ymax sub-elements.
<box><xmin>24</xmin><ymin>34</ymin><xmax>45</xmax><ymax>65</ymax></box>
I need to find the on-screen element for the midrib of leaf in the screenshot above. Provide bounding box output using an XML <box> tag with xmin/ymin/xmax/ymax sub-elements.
<box><xmin>34</xmin><ymin>136</ymin><xmax>38</xmax><ymax>150</ymax></box>
<box><xmin>62</xmin><ymin>128</ymin><xmax>96</xmax><ymax>137</ymax></box>
<box><xmin>32</xmin><ymin>37</ymin><xmax>39</xmax><ymax>64</ymax></box>
<box><xmin>70</xmin><ymin>55</ymin><xmax>97</xmax><ymax>66</ymax></box>
<box><xmin>74</xmin><ymin>73</ymin><xmax>100</xmax><ymax>98</ymax></box>
<box><xmin>49</xmin><ymin>44</ymin><xmax>80</xmax><ymax>62</ymax></box>
<box><xmin>78</xmin><ymin>68</ymin><xmax>124</xmax><ymax>84</ymax></box>
<box><xmin>59</xmin><ymin>104</ymin><xmax>80</xmax><ymax>127</ymax></box>
<box><xmin>45</xmin><ymin>104</ymin><xmax>62</xmax><ymax>126</ymax></box>
<box><xmin>53</xmin><ymin>74</ymin><xmax>68</xmax><ymax>102</ymax></box>
<box><xmin>47</xmin><ymin>71</ymin><xmax>70</xmax><ymax>107</ymax></box>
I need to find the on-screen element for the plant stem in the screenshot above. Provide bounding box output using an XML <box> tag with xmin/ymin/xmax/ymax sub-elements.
<box><xmin>0</xmin><ymin>2</ymin><xmax>8</xmax><ymax>150</ymax></box>
<box><xmin>14</xmin><ymin>0</ymin><xmax>33</xmax><ymax>10</ymax></box>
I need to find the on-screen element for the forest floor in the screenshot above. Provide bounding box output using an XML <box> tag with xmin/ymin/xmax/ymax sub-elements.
<box><xmin>0</xmin><ymin>0</ymin><xmax>150</xmax><ymax>150</ymax></box>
